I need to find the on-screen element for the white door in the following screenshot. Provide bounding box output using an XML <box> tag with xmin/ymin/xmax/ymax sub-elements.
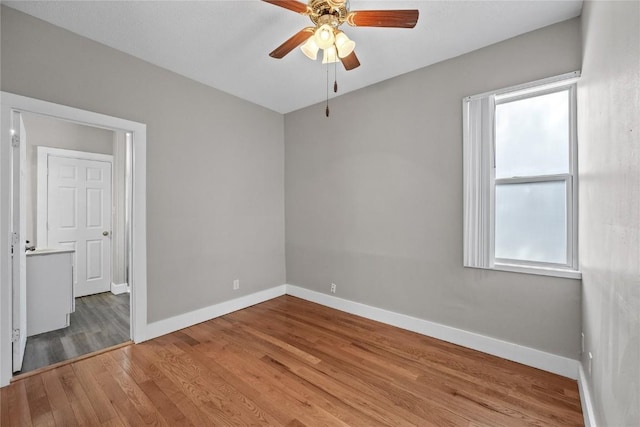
<box><xmin>11</xmin><ymin>113</ymin><xmax>27</xmax><ymax>372</ymax></box>
<box><xmin>47</xmin><ymin>156</ymin><xmax>112</xmax><ymax>297</ymax></box>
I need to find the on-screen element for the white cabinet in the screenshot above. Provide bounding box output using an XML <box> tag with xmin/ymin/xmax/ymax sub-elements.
<box><xmin>26</xmin><ymin>249</ymin><xmax>74</xmax><ymax>336</ymax></box>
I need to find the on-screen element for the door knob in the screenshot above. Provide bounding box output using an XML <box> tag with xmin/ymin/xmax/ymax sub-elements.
<box><xmin>103</xmin><ymin>231</ymin><xmax>109</xmax><ymax>236</ymax></box>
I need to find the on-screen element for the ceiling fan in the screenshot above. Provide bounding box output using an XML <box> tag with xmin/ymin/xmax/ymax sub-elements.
<box><xmin>263</xmin><ymin>0</ymin><xmax>419</xmax><ymax>71</ymax></box>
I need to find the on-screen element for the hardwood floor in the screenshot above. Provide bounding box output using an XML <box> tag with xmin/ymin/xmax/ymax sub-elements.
<box><xmin>17</xmin><ymin>292</ymin><xmax>130</xmax><ymax>375</ymax></box>
<box><xmin>1</xmin><ymin>295</ymin><xmax>584</xmax><ymax>426</ymax></box>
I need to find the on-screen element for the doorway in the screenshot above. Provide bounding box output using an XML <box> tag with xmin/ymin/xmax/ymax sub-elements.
<box><xmin>16</xmin><ymin>114</ymin><xmax>124</xmax><ymax>374</ymax></box>
<box><xmin>0</xmin><ymin>92</ymin><xmax>148</xmax><ymax>387</ymax></box>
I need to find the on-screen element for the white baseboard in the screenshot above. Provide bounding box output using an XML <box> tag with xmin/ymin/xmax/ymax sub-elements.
<box><xmin>578</xmin><ymin>364</ymin><xmax>598</xmax><ymax>427</ymax></box>
<box><xmin>285</xmin><ymin>285</ymin><xmax>579</xmax><ymax>379</ymax></box>
<box><xmin>144</xmin><ymin>285</ymin><xmax>287</xmax><ymax>341</ymax></box>
<box><xmin>111</xmin><ymin>282</ymin><xmax>129</xmax><ymax>295</ymax></box>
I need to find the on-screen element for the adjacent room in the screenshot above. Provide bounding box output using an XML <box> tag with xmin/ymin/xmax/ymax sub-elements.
<box><xmin>0</xmin><ymin>1</ymin><xmax>637</xmax><ymax>426</ymax></box>
<box><xmin>17</xmin><ymin>113</ymin><xmax>132</xmax><ymax>374</ymax></box>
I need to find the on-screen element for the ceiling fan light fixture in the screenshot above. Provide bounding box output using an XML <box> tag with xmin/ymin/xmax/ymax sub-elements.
<box><xmin>314</xmin><ymin>24</ymin><xmax>336</xmax><ymax>49</ymax></box>
<box><xmin>322</xmin><ymin>45</ymin><xmax>339</xmax><ymax>64</ymax></box>
<box><xmin>264</xmin><ymin>0</ymin><xmax>419</xmax><ymax>73</ymax></box>
<box><xmin>300</xmin><ymin>36</ymin><xmax>320</xmax><ymax>60</ymax></box>
<box><xmin>334</xmin><ymin>31</ymin><xmax>355</xmax><ymax>58</ymax></box>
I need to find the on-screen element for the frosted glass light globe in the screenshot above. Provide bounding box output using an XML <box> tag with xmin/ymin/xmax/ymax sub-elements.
<box><xmin>314</xmin><ymin>24</ymin><xmax>335</xmax><ymax>49</ymax></box>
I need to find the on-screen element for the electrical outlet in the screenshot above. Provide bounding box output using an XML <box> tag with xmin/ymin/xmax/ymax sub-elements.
<box><xmin>588</xmin><ymin>352</ymin><xmax>593</xmax><ymax>376</ymax></box>
<box><xmin>233</xmin><ymin>279</ymin><xmax>240</xmax><ymax>290</ymax></box>
<box><xmin>330</xmin><ymin>283</ymin><xmax>336</xmax><ymax>294</ymax></box>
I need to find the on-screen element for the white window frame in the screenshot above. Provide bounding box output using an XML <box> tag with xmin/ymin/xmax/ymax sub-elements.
<box><xmin>463</xmin><ymin>72</ymin><xmax>581</xmax><ymax>279</ymax></box>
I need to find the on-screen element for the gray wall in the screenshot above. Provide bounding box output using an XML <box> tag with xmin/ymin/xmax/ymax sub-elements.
<box><xmin>22</xmin><ymin>112</ymin><xmax>114</xmax><ymax>247</ymax></box>
<box><xmin>1</xmin><ymin>6</ymin><xmax>286</xmax><ymax>322</ymax></box>
<box><xmin>578</xmin><ymin>1</ymin><xmax>640</xmax><ymax>425</ymax></box>
<box><xmin>285</xmin><ymin>19</ymin><xmax>582</xmax><ymax>358</ymax></box>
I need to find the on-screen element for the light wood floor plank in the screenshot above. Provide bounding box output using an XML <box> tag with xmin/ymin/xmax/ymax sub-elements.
<box><xmin>40</xmin><ymin>370</ymin><xmax>78</xmax><ymax>427</ymax></box>
<box><xmin>6</xmin><ymin>380</ymin><xmax>33</xmax><ymax>426</ymax></box>
<box><xmin>202</xmin><ymin>335</ymin><xmax>386</xmax><ymax>426</ymax></box>
<box><xmin>71</xmin><ymin>359</ymin><xmax>121</xmax><ymax>424</ymax></box>
<box><xmin>23</xmin><ymin>375</ymin><xmax>55</xmax><ymax>426</ymax></box>
<box><xmin>123</xmin><ymin>345</ymin><xmax>214</xmax><ymax>427</ymax></box>
<box><xmin>152</xmin><ymin>335</ymin><xmax>282</xmax><ymax>426</ymax></box>
<box><xmin>132</xmin><ymin>340</ymin><xmax>242</xmax><ymax>425</ymax></box>
<box><xmin>2</xmin><ymin>295</ymin><xmax>584</xmax><ymax>426</ymax></box>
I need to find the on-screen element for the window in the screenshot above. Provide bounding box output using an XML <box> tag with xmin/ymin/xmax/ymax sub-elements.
<box><xmin>463</xmin><ymin>72</ymin><xmax>580</xmax><ymax>279</ymax></box>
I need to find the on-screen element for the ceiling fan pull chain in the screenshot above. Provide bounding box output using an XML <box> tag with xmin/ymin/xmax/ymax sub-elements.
<box><xmin>334</xmin><ymin>59</ymin><xmax>338</xmax><ymax>93</ymax></box>
<box><xmin>326</xmin><ymin>63</ymin><xmax>330</xmax><ymax>117</ymax></box>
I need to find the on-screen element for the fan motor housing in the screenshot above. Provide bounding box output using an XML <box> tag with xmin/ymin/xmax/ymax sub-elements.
<box><xmin>309</xmin><ymin>0</ymin><xmax>350</xmax><ymax>27</ymax></box>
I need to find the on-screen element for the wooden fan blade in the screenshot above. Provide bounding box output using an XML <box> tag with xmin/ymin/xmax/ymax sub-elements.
<box><xmin>269</xmin><ymin>27</ymin><xmax>314</xmax><ymax>59</ymax></box>
<box><xmin>262</xmin><ymin>0</ymin><xmax>309</xmax><ymax>15</ymax></box>
<box><xmin>340</xmin><ymin>51</ymin><xmax>360</xmax><ymax>71</ymax></box>
<box><xmin>347</xmin><ymin>10</ymin><xmax>419</xmax><ymax>28</ymax></box>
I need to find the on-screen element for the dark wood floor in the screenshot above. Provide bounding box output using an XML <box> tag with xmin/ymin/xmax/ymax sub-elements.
<box><xmin>17</xmin><ymin>292</ymin><xmax>130</xmax><ymax>374</ymax></box>
<box><xmin>2</xmin><ymin>295</ymin><xmax>583</xmax><ymax>426</ymax></box>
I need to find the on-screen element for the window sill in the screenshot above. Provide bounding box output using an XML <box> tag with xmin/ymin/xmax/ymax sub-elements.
<box><xmin>493</xmin><ymin>263</ymin><xmax>582</xmax><ymax>280</ymax></box>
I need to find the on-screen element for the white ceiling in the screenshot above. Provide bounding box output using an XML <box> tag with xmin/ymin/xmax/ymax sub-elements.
<box><xmin>4</xmin><ymin>0</ymin><xmax>583</xmax><ymax>114</ymax></box>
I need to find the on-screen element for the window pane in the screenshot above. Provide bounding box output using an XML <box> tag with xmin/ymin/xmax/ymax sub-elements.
<box><xmin>495</xmin><ymin>181</ymin><xmax>567</xmax><ymax>264</ymax></box>
<box><xmin>495</xmin><ymin>90</ymin><xmax>569</xmax><ymax>179</ymax></box>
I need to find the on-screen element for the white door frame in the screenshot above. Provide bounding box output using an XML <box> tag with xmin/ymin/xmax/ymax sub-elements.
<box><xmin>0</xmin><ymin>92</ymin><xmax>148</xmax><ymax>387</ymax></box>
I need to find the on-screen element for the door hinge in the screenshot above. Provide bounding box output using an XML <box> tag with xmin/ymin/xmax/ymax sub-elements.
<box><xmin>10</xmin><ymin>232</ymin><xmax>19</xmax><ymax>246</ymax></box>
<box><xmin>11</xmin><ymin>329</ymin><xmax>20</xmax><ymax>343</ymax></box>
<box><xmin>11</xmin><ymin>134</ymin><xmax>20</xmax><ymax>148</ymax></box>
